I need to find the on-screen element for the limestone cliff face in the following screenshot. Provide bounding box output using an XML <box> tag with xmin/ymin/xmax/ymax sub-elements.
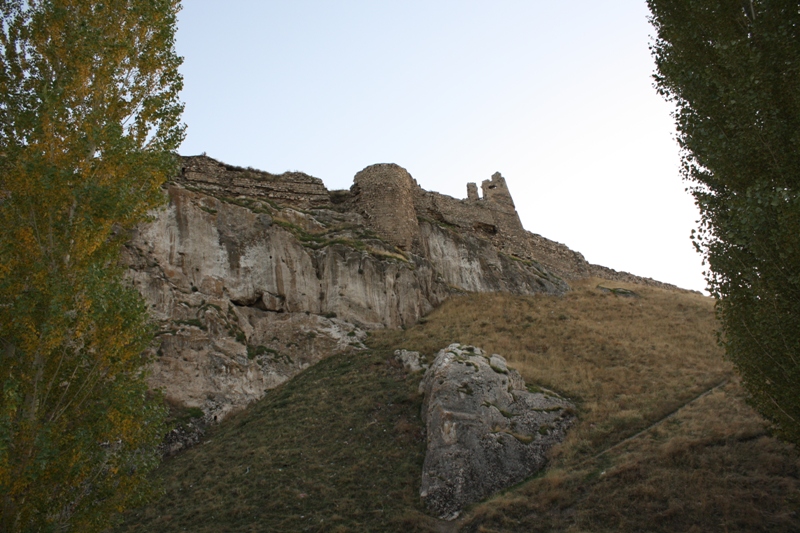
<box><xmin>126</xmin><ymin>159</ymin><xmax>567</xmax><ymax>421</ymax></box>
<box><xmin>132</xmin><ymin>186</ymin><xmax>447</xmax><ymax>328</ymax></box>
<box><xmin>418</xmin><ymin>221</ymin><xmax>559</xmax><ymax>293</ymax></box>
<box><xmin>127</xmin><ymin>155</ymin><xmax>665</xmax><ymax>421</ymax></box>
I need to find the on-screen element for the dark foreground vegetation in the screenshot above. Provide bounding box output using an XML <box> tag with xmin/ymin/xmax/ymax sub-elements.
<box><xmin>119</xmin><ymin>279</ymin><xmax>800</xmax><ymax>532</ymax></box>
<box><xmin>650</xmin><ymin>0</ymin><xmax>800</xmax><ymax>446</ymax></box>
<box><xmin>0</xmin><ymin>1</ymin><xmax>184</xmax><ymax>530</ymax></box>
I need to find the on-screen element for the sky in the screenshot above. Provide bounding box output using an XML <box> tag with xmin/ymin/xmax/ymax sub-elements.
<box><xmin>175</xmin><ymin>1</ymin><xmax>707</xmax><ymax>293</ymax></box>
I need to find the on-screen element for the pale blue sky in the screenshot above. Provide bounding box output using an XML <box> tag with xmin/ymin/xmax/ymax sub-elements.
<box><xmin>176</xmin><ymin>1</ymin><xmax>706</xmax><ymax>292</ymax></box>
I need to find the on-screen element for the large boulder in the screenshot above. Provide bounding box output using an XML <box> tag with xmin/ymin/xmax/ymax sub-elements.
<box><xmin>418</xmin><ymin>344</ymin><xmax>575</xmax><ymax>519</ymax></box>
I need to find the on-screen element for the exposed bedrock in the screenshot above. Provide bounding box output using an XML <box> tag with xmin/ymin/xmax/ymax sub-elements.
<box><xmin>417</xmin><ymin>344</ymin><xmax>575</xmax><ymax>520</ymax></box>
<box><xmin>419</xmin><ymin>220</ymin><xmax>565</xmax><ymax>294</ymax></box>
<box><xmin>126</xmin><ymin>179</ymin><xmax>564</xmax><ymax>421</ymax></box>
<box><xmin>127</xmin><ymin>155</ymin><xmax>671</xmax><ymax>425</ymax></box>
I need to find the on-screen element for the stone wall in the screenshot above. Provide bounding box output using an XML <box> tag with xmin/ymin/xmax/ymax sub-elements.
<box><xmin>466</xmin><ymin>182</ymin><xmax>479</xmax><ymax>201</ymax></box>
<box><xmin>412</xmin><ymin>173</ymin><xmax>523</xmax><ymax>235</ymax></box>
<box><xmin>414</xmin><ymin>189</ymin><xmax>496</xmax><ymax>236</ymax></box>
<box><xmin>411</xmin><ymin>171</ymin><xmax>531</xmax><ymax>260</ymax></box>
<box><xmin>351</xmin><ymin>164</ymin><xmax>420</xmax><ymax>251</ymax></box>
<box><xmin>178</xmin><ymin>155</ymin><xmax>330</xmax><ymax>209</ymax></box>
<box><xmin>481</xmin><ymin>173</ymin><xmax>512</xmax><ymax>206</ymax></box>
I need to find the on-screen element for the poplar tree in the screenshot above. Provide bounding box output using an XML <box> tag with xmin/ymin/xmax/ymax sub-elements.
<box><xmin>648</xmin><ymin>0</ymin><xmax>800</xmax><ymax>445</ymax></box>
<box><xmin>0</xmin><ymin>1</ymin><xmax>184</xmax><ymax>530</ymax></box>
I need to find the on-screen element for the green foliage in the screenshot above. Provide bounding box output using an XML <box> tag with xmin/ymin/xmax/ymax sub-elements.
<box><xmin>184</xmin><ymin>407</ymin><xmax>204</xmax><ymax>420</ymax></box>
<box><xmin>648</xmin><ymin>0</ymin><xmax>800</xmax><ymax>445</ymax></box>
<box><xmin>219</xmin><ymin>195</ymin><xmax>272</xmax><ymax>214</ymax></box>
<box><xmin>176</xmin><ymin>319</ymin><xmax>206</xmax><ymax>331</ymax></box>
<box><xmin>246</xmin><ymin>345</ymin><xmax>276</xmax><ymax>360</ymax></box>
<box><xmin>0</xmin><ymin>0</ymin><xmax>184</xmax><ymax>530</ymax></box>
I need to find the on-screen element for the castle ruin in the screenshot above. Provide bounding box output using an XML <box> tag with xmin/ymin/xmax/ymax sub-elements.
<box><xmin>175</xmin><ymin>155</ymin><xmax>676</xmax><ymax>288</ymax></box>
<box><xmin>131</xmin><ymin>154</ymin><xmax>676</xmax><ymax>424</ymax></box>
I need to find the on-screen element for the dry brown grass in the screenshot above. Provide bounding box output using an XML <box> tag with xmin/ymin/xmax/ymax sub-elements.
<box><xmin>459</xmin><ymin>380</ymin><xmax>799</xmax><ymax>532</ymax></box>
<box><xmin>381</xmin><ymin>278</ymin><xmax>731</xmax><ymax>462</ymax></box>
<box><xmin>373</xmin><ymin>278</ymin><xmax>800</xmax><ymax>532</ymax></box>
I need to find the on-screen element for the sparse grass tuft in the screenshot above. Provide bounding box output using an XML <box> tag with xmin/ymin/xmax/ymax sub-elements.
<box><xmin>219</xmin><ymin>195</ymin><xmax>273</xmax><ymax>214</ymax></box>
<box><xmin>175</xmin><ymin>318</ymin><xmax>205</xmax><ymax>331</ymax></box>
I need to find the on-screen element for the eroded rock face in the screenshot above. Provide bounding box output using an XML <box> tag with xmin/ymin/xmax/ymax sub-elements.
<box><xmin>125</xmin><ymin>186</ymin><xmax>412</xmax><ymax>421</ymax></box>
<box><xmin>418</xmin><ymin>344</ymin><xmax>575</xmax><ymax>520</ymax></box>
<box><xmin>123</xmin><ymin>155</ymin><xmax>676</xmax><ymax>451</ymax></box>
<box><xmin>130</xmin><ymin>186</ymin><xmax>445</xmax><ymax>329</ymax></box>
<box><xmin>419</xmin><ymin>220</ymin><xmax>564</xmax><ymax>294</ymax></box>
<box><xmin>126</xmin><ymin>172</ymin><xmax>568</xmax><ymax>422</ymax></box>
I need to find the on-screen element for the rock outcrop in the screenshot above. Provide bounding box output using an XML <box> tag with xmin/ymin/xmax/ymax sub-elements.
<box><xmin>126</xmin><ymin>154</ymin><xmax>672</xmax><ymax>423</ymax></box>
<box><xmin>394</xmin><ymin>349</ymin><xmax>428</xmax><ymax>374</ymax></box>
<box><xmin>417</xmin><ymin>344</ymin><xmax>575</xmax><ymax>520</ymax></box>
<box><xmin>126</xmin><ymin>157</ymin><xmax>570</xmax><ymax>422</ymax></box>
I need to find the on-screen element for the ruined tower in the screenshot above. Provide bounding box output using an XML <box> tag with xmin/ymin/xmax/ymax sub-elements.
<box><xmin>468</xmin><ymin>172</ymin><xmax>525</xmax><ymax>236</ymax></box>
<box><xmin>351</xmin><ymin>163</ymin><xmax>420</xmax><ymax>251</ymax></box>
<box><xmin>466</xmin><ymin>182</ymin><xmax>480</xmax><ymax>201</ymax></box>
<box><xmin>481</xmin><ymin>173</ymin><xmax>518</xmax><ymax>216</ymax></box>
<box><xmin>484</xmin><ymin>173</ymin><xmax>523</xmax><ymax>235</ymax></box>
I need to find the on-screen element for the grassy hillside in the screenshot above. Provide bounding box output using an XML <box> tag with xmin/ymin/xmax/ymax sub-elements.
<box><xmin>118</xmin><ymin>279</ymin><xmax>800</xmax><ymax>532</ymax></box>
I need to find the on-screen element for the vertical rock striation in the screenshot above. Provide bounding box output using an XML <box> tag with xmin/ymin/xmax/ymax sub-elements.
<box><xmin>127</xmin><ymin>155</ymin><xmax>672</xmax><ymax>423</ymax></box>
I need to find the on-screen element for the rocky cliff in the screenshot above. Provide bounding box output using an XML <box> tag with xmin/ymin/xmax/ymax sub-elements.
<box><xmin>126</xmin><ymin>155</ymin><xmax>670</xmax><ymax>422</ymax></box>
